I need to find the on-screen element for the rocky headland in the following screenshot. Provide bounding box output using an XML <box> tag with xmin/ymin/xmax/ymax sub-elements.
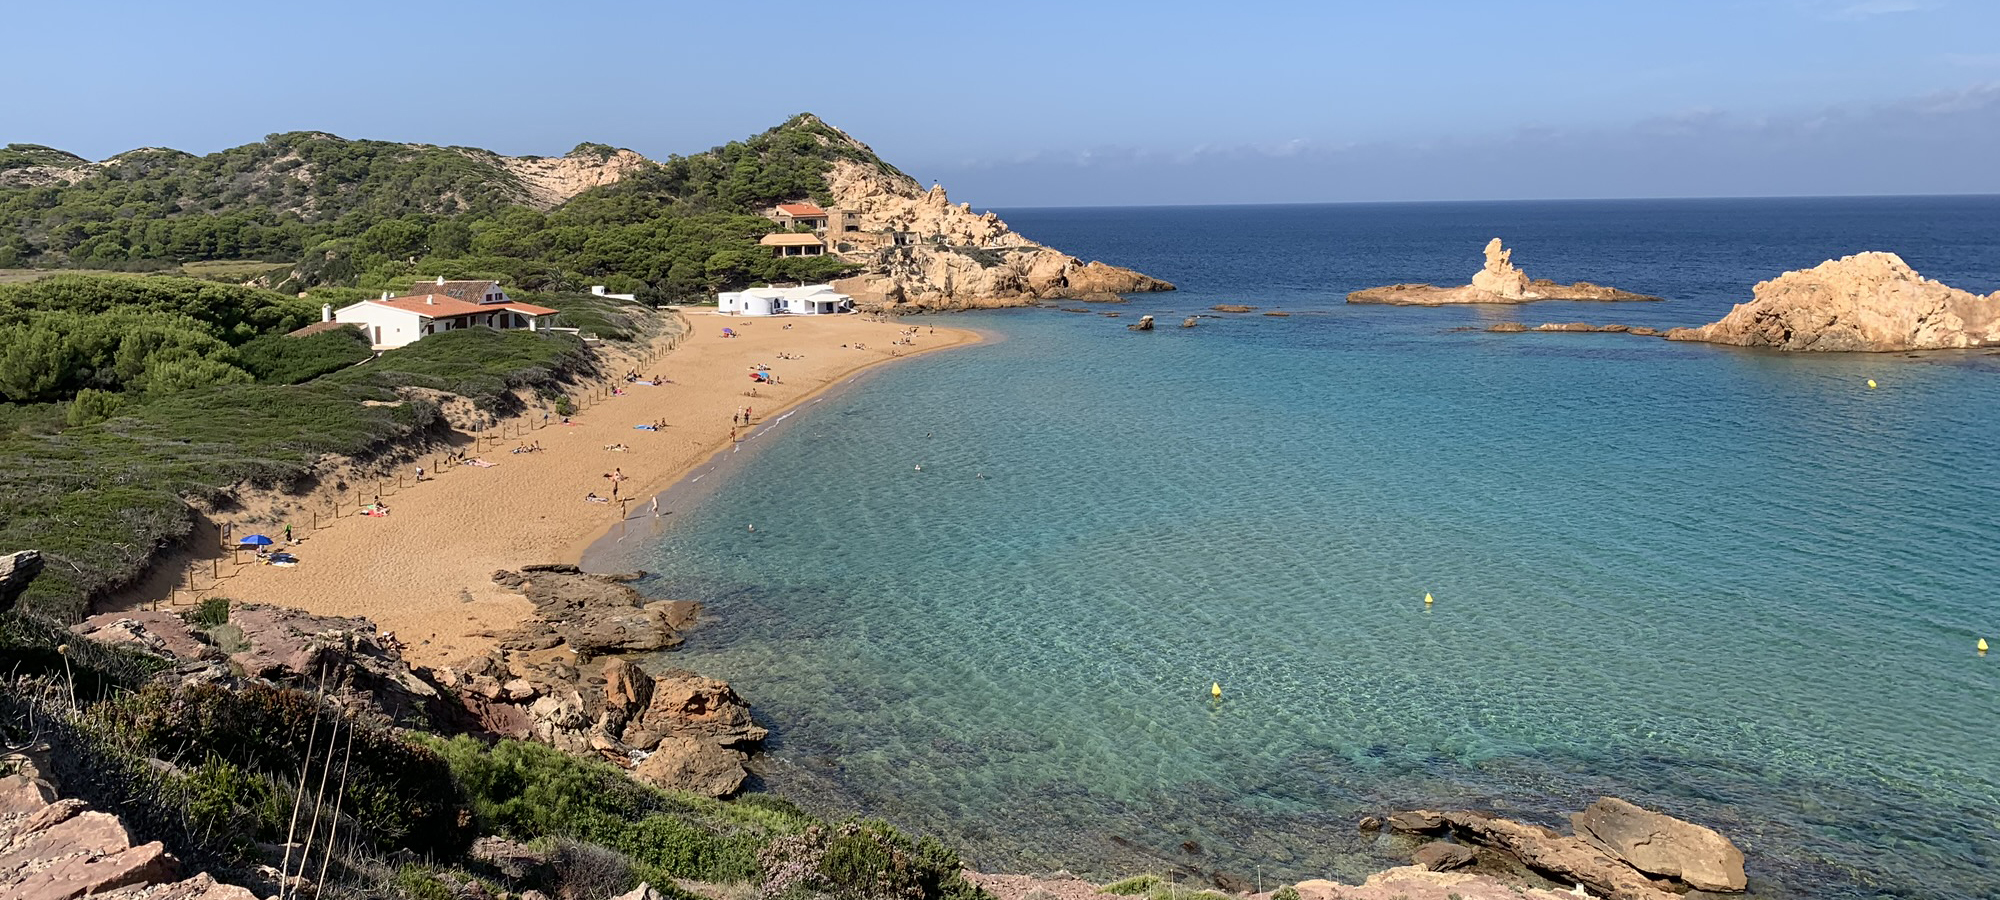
<box><xmin>1348</xmin><ymin>239</ymin><xmax>1660</xmax><ymax>306</ymax></box>
<box><xmin>1665</xmin><ymin>251</ymin><xmax>2000</xmax><ymax>351</ymax></box>
<box><xmin>822</xmin><ymin>155</ymin><xmax>1172</xmax><ymax>309</ymax></box>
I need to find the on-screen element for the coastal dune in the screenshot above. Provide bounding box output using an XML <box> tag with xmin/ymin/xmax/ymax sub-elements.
<box><xmin>207</xmin><ymin>313</ymin><xmax>977</xmax><ymax>668</ymax></box>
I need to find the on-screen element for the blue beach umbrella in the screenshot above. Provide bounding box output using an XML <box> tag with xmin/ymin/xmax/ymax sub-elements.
<box><xmin>238</xmin><ymin>534</ymin><xmax>274</xmax><ymax>546</ymax></box>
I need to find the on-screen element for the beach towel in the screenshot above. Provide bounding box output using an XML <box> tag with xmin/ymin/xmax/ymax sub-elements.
<box><xmin>633</xmin><ymin>380</ymin><xmax>657</xmax><ymax>386</ymax></box>
<box><xmin>466</xmin><ymin>458</ymin><xmax>497</xmax><ymax>467</ymax></box>
<box><xmin>633</xmin><ymin>425</ymin><xmax>657</xmax><ymax>431</ymax></box>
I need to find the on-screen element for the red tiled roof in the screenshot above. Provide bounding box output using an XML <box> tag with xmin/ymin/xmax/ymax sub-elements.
<box><xmin>775</xmin><ymin>203</ymin><xmax>827</xmax><ymax>217</ymax></box>
<box><xmin>368</xmin><ymin>294</ymin><xmax>495</xmax><ymax>318</ymax></box>
<box><xmin>498</xmin><ymin>302</ymin><xmax>558</xmax><ymax>316</ymax></box>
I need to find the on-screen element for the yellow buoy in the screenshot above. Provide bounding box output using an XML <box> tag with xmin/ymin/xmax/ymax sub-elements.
<box><xmin>1980</xmin><ymin>638</ymin><xmax>1989</xmax><ymax>654</ymax></box>
<box><xmin>1424</xmin><ymin>592</ymin><xmax>1434</xmax><ymax>606</ymax></box>
<box><xmin>1867</xmin><ymin>379</ymin><xmax>1877</xmax><ymax>389</ymax></box>
<box><xmin>1211</xmin><ymin>682</ymin><xmax>1222</xmax><ymax>698</ymax></box>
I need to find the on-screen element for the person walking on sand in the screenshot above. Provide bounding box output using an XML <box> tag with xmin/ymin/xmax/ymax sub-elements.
<box><xmin>284</xmin><ymin>523</ymin><xmax>292</xmax><ymax>544</ymax></box>
<box><xmin>650</xmin><ymin>496</ymin><xmax>660</xmax><ymax>517</ymax></box>
<box><xmin>415</xmin><ymin>465</ymin><xmax>425</xmax><ymax>482</ymax></box>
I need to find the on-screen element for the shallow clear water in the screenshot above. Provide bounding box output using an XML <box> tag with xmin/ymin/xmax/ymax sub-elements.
<box><xmin>593</xmin><ymin>198</ymin><xmax>2000</xmax><ymax>899</ymax></box>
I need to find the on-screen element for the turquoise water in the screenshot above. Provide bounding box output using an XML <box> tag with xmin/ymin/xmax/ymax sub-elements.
<box><xmin>593</xmin><ymin>199</ymin><xmax>2000</xmax><ymax>899</ymax></box>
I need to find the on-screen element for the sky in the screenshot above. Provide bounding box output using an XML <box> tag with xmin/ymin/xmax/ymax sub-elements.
<box><xmin>9</xmin><ymin>0</ymin><xmax>2000</xmax><ymax>206</ymax></box>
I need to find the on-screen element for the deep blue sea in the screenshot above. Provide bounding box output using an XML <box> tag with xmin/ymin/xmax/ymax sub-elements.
<box><xmin>592</xmin><ymin>198</ymin><xmax>2000</xmax><ymax>899</ymax></box>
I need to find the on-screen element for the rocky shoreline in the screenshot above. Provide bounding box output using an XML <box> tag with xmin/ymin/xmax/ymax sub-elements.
<box><xmin>11</xmin><ymin>546</ymin><xmax>1779</xmax><ymax>900</ymax></box>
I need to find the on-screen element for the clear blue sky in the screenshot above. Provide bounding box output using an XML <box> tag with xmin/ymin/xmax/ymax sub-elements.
<box><xmin>11</xmin><ymin>0</ymin><xmax>1999</xmax><ymax>205</ymax></box>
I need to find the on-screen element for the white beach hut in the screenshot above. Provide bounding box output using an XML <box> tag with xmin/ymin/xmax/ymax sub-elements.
<box><xmin>717</xmin><ymin>284</ymin><xmax>854</xmax><ymax>316</ymax></box>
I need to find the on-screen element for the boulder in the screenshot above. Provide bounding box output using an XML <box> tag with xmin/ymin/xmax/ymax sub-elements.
<box><xmin>72</xmin><ymin>611</ymin><xmax>220</xmax><ymax>662</ymax></box>
<box><xmin>1212</xmin><ymin>304</ymin><xmax>1257</xmax><ymax>313</ymax></box>
<box><xmin>225</xmin><ymin>603</ymin><xmax>443</xmax><ymax>723</ymax></box>
<box><xmin>1441</xmin><ymin>810</ymin><xmax>1675</xmax><ymax>900</ymax></box>
<box><xmin>1571</xmin><ymin>797</ymin><xmax>1746</xmax><ymax>892</ymax></box>
<box><xmin>607</xmin><ymin>884</ymin><xmax>665</xmax><ymax>900</ymax></box>
<box><xmin>1412</xmin><ymin>841</ymin><xmax>1475</xmax><ymax>872</ymax></box>
<box><xmin>1130</xmin><ymin>315</ymin><xmax>1155</xmax><ymax>331</ymax></box>
<box><xmin>1386</xmin><ymin>810</ymin><xmax>1448</xmax><ymax>834</ymax></box>
<box><xmin>1487</xmin><ymin>321</ymin><xmax>1528</xmax><ymax>332</ymax></box>
<box><xmin>1181</xmin><ymin>317</ymin><xmax>1198</xmax><ymax>328</ymax></box>
<box><xmin>1666</xmin><ymin>251</ymin><xmax>2000</xmax><ymax>351</ymax></box>
<box><xmin>631</xmin><ymin>735</ymin><xmax>752</xmax><ymax>798</ymax></box>
<box><xmin>0</xmin><ymin>550</ymin><xmax>43</xmax><ymax>613</ymax></box>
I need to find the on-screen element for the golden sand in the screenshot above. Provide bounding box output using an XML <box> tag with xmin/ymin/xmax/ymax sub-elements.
<box><xmin>213</xmin><ymin>312</ymin><xmax>978</xmax><ymax>668</ymax></box>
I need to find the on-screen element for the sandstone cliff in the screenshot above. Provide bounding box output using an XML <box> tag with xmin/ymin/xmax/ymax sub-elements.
<box><xmin>1348</xmin><ymin>239</ymin><xmax>1659</xmax><ymax>305</ymax></box>
<box><xmin>1666</xmin><ymin>251</ymin><xmax>2000</xmax><ymax>351</ymax></box>
<box><xmin>820</xmin><ymin>157</ymin><xmax>1173</xmax><ymax>309</ymax></box>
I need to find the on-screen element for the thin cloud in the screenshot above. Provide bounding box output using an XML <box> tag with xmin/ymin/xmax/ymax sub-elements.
<box><xmin>1818</xmin><ymin>0</ymin><xmax>1938</xmax><ymax>20</ymax></box>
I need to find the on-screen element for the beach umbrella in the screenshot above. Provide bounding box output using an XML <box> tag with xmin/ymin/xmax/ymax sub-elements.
<box><xmin>238</xmin><ymin>534</ymin><xmax>274</xmax><ymax>546</ymax></box>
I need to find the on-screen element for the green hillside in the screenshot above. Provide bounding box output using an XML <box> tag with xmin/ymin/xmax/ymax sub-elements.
<box><xmin>0</xmin><ymin>115</ymin><xmax>879</xmax><ymax>299</ymax></box>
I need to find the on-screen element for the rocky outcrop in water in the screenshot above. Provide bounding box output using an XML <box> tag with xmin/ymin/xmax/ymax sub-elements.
<box><xmin>1665</xmin><ymin>251</ymin><xmax>2000</xmax><ymax>351</ymax></box>
<box><xmin>1572</xmin><ymin>797</ymin><xmax>1746</xmax><ymax>892</ymax></box>
<box><xmin>1</xmin><ymin>550</ymin><xmax>44</xmax><ymax>613</ymax></box>
<box><xmin>1349</xmin><ymin>239</ymin><xmax>1661</xmax><ymax>305</ymax></box>
<box><xmin>1381</xmin><ymin>801</ymin><xmax>1747</xmax><ymax>899</ymax></box>
<box><xmin>490</xmin><ymin>565</ymin><xmax>697</xmax><ymax>658</ymax></box>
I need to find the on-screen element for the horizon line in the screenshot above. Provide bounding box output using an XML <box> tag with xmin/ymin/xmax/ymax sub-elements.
<box><xmin>988</xmin><ymin>191</ymin><xmax>2000</xmax><ymax>212</ymax></box>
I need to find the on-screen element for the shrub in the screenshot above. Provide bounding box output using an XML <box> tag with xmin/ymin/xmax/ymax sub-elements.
<box><xmin>95</xmin><ymin>681</ymin><xmax>474</xmax><ymax>856</ymax></box>
<box><xmin>1103</xmin><ymin>876</ymin><xmax>1164</xmax><ymax>896</ymax></box>
<box><xmin>1274</xmin><ymin>887</ymin><xmax>1302</xmax><ymax>900</ymax></box>
<box><xmin>229</xmin><ymin>326</ymin><xmax>373</xmax><ymax>384</ymax></box>
<box><xmin>65</xmin><ymin>388</ymin><xmax>126</xmax><ymax>426</ymax></box>
<box><xmin>188</xmin><ymin>596</ymin><xmax>230</xmax><ymax>627</ymax></box>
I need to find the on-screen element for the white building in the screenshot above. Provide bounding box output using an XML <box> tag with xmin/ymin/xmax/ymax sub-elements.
<box><xmin>332</xmin><ymin>288</ymin><xmax>557</xmax><ymax>350</ymax></box>
<box><xmin>716</xmin><ymin>284</ymin><xmax>855</xmax><ymax>317</ymax></box>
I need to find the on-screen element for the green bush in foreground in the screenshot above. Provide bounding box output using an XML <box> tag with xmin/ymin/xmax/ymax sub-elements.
<box><xmin>229</xmin><ymin>326</ymin><xmax>373</xmax><ymax>384</ymax></box>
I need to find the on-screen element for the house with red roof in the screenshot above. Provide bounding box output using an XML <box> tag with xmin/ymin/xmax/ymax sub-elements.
<box><xmin>772</xmin><ymin>203</ymin><xmax>829</xmax><ymax>231</ymax></box>
<box><xmin>330</xmin><ymin>286</ymin><xmax>558</xmax><ymax>350</ymax></box>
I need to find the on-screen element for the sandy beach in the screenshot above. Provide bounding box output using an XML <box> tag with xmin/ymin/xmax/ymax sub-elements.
<box><xmin>206</xmin><ymin>312</ymin><xmax>978</xmax><ymax>668</ymax></box>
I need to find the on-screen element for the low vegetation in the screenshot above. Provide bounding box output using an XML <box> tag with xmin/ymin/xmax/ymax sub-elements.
<box><xmin>0</xmin><ymin>274</ymin><xmax>620</xmax><ymax>621</ymax></box>
<box><xmin>0</xmin><ymin>605</ymin><xmax>988</xmax><ymax>900</ymax></box>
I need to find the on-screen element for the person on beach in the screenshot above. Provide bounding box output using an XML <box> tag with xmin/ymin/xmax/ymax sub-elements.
<box><xmin>415</xmin><ymin>465</ymin><xmax>425</xmax><ymax>481</ymax></box>
<box><xmin>284</xmin><ymin>523</ymin><xmax>292</xmax><ymax>544</ymax></box>
<box><xmin>650</xmin><ymin>496</ymin><xmax>659</xmax><ymax>516</ymax></box>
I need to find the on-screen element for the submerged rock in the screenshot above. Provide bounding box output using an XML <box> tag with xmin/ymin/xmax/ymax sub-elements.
<box><xmin>1350</xmin><ymin>239</ymin><xmax>1661</xmax><ymax>305</ymax></box>
<box><xmin>1666</xmin><ymin>251</ymin><xmax>2000</xmax><ymax>351</ymax></box>
<box><xmin>1130</xmin><ymin>315</ymin><xmax>1155</xmax><ymax>331</ymax></box>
